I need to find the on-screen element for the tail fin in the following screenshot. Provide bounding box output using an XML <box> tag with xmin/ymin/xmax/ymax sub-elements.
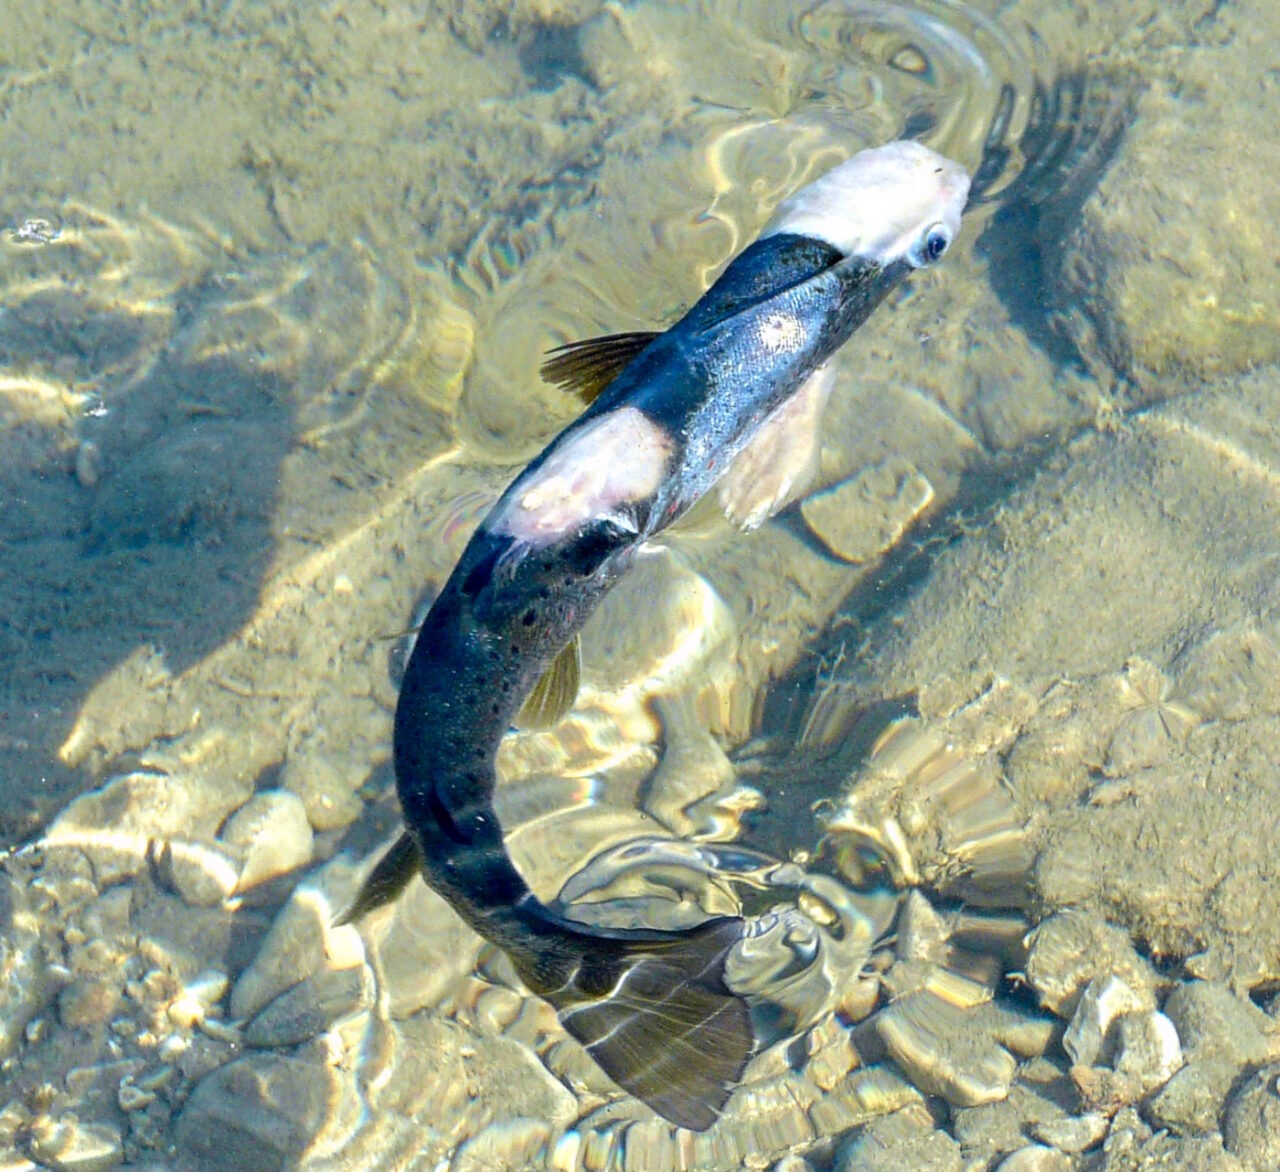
<box><xmin>530</xmin><ymin>917</ymin><xmax>754</xmax><ymax>1131</ymax></box>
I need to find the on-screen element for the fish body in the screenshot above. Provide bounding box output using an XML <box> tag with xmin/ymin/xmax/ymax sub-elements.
<box><xmin>380</xmin><ymin>141</ymin><xmax>970</xmax><ymax>1129</ymax></box>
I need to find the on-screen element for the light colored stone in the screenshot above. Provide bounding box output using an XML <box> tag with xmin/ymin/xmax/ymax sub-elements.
<box><xmin>243</xmin><ymin>965</ymin><xmax>371</xmax><ymax>1048</ymax></box>
<box><xmin>174</xmin><ymin>1054</ymin><xmax>333</xmax><ymax>1172</ymax></box>
<box><xmin>230</xmin><ymin>858</ymin><xmax>365</xmax><ymax>1022</ymax></box>
<box><xmin>995</xmin><ymin>1145</ymin><xmax>1073</xmax><ymax>1172</ymax></box>
<box><xmin>26</xmin><ymin>1116</ymin><xmax>123</xmax><ymax>1171</ymax></box>
<box><xmin>1223</xmin><ymin>1063</ymin><xmax>1280</xmax><ymax>1168</ymax></box>
<box><xmin>800</xmin><ymin>458</ymin><xmax>934</xmax><ymax>565</ymax></box>
<box><xmin>1063</xmin><ymin>976</ymin><xmax>1148</xmax><ymax>1068</ymax></box>
<box><xmin>220</xmin><ymin>789</ymin><xmax>314</xmax><ymax>891</ymax></box>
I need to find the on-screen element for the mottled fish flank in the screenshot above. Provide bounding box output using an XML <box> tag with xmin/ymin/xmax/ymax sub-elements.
<box><xmin>345</xmin><ymin>141</ymin><xmax>971</xmax><ymax>1130</ymax></box>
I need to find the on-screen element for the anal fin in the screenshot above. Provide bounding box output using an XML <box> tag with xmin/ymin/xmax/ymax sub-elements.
<box><xmin>516</xmin><ymin>635</ymin><xmax>581</xmax><ymax>730</ymax></box>
<box><xmin>541</xmin><ymin>331</ymin><xmax>660</xmax><ymax>404</ymax></box>
<box><xmin>717</xmin><ymin>363</ymin><xmax>837</xmax><ymax>530</ymax></box>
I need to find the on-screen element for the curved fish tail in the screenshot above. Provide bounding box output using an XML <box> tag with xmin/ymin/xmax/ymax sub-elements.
<box><xmin>529</xmin><ymin>915</ymin><xmax>754</xmax><ymax>1131</ymax></box>
<box><xmin>340</xmin><ymin>834</ymin><xmax>754</xmax><ymax>1130</ymax></box>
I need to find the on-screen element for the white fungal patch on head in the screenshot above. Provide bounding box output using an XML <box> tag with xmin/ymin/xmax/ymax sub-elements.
<box><xmin>492</xmin><ymin>406</ymin><xmax>674</xmax><ymax>546</ymax></box>
<box><xmin>762</xmin><ymin>140</ymin><xmax>971</xmax><ymax>268</ymax></box>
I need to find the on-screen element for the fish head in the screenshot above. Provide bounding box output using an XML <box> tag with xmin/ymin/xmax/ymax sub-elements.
<box><xmin>763</xmin><ymin>140</ymin><xmax>971</xmax><ymax>271</ymax></box>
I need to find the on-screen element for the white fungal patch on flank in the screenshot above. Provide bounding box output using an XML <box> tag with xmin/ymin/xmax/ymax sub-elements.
<box><xmin>492</xmin><ymin>407</ymin><xmax>674</xmax><ymax>545</ymax></box>
<box><xmin>762</xmin><ymin>140</ymin><xmax>970</xmax><ymax>268</ymax></box>
<box><xmin>756</xmin><ymin>311</ymin><xmax>807</xmax><ymax>355</ymax></box>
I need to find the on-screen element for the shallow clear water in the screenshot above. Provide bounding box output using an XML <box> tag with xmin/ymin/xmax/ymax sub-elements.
<box><xmin>1</xmin><ymin>1</ymin><xmax>1277</xmax><ymax>1168</ymax></box>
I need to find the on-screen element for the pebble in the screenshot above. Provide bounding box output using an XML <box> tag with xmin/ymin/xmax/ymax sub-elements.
<box><xmin>619</xmin><ymin>1118</ymin><xmax>679</xmax><ymax>1172</ymax></box>
<box><xmin>834</xmin><ymin>1104</ymin><xmax>961</xmax><ymax>1172</ymax></box>
<box><xmin>1029</xmin><ymin>1111</ymin><xmax>1109</xmax><ymax>1153</ymax></box>
<box><xmin>1050</xmin><ymin>30</ymin><xmax>1280</xmax><ymax>393</ymax></box>
<box><xmin>451</xmin><ymin>1117</ymin><xmax>552</xmax><ymax>1171</ymax></box>
<box><xmin>58</xmin><ymin>979</ymin><xmax>123</xmax><ymax>1031</ymax></box>
<box><xmin>26</xmin><ymin>1116</ymin><xmax>123</xmax><ymax>1171</ymax></box>
<box><xmin>43</xmin><ymin>771</ymin><xmax>249</xmax><ymax>885</ymax></box>
<box><xmin>243</xmin><ymin>964</ymin><xmax>370</xmax><ymax>1048</ymax></box>
<box><xmin>0</xmin><ymin>874</ymin><xmax>51</xmax><ymax>1060</ymax></box>
<box><xmin>1162</xmin><ymin>981</ymin><xmax>1279</xmax><ymax>1067</ymax></box>
<box><xmin>281</xmin><ymin>750</ymin><xmax>364</xmax><ymax>832</ymax></box>
<box><xmin>1024</xmin><ymin>911</ymin><xmax>1158</xmax><ymax>1018</ymax></box>
<box><xmin>1223</xmin><ymin>1062</ymin><xmax>1280</xmax><ymax>1168</ymax></box>
<box><xmin>167</xmin><ymin>971</ymin><xmax>229</xmax><ymax>1029</ymax></box>
<box><xmin>994</xmin><ymin>1145</ymin><xmax>1073</xmax><ymax>1172</ymax></box>
<box><xmin>1145</xmin><ymin>1054</ymin><xmax>1241</xmax><ymax>1136</ymax></box>
<box><xmin>229</xmin><ymin>857</ymin><xmax>365</xmax><ymax>1022</ymax></box>
<box><xmin>800</xmin><ymin>458</ymin><xmax>934</xmax><ymax>564</ymax></box>
<box><xmin>1063</xmin><ymin>975</ymin><xmax>1148</xmax><ymax>1067</ymax></box>
<box><xmin>1113</xmin><ymin>1009</ymin><xmax>1181</xmax><ymax>1091</ymax></box>
<box><xmin>363</xmin><ymin>879</ymin><xmax>483</xmax><ymax>1020</ymax></box>
<box><xmin>156</xmin><ymin>839</ymin><xmax>242</xmax><ymax>908</ymax></box>
<box><xmin>174</xmin><ymin>1054</ymin><xmax>333</xmax><ymax>1172</ymax></box>
<box><xmin>220</xmin><ymin>789</ymin><xmax>314</xmax><ymax>891</ymax></box>
<box><xmin>950</xmin><ymin>1058</ymin><xmax>1076</xmax><ymax>1161</ymax></box>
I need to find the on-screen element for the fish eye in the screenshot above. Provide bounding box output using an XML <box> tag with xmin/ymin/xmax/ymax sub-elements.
<box><xmin>908</xmin><ymin>221</ymin><xmax>952</xmax><ymax>267</ymax></box>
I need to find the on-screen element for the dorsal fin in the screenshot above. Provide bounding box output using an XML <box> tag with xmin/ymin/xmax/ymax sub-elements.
<box><xmin>517</xmin><ymin>635</ymin><xmax>581</xmax><ymax>730</ymax></box>
<box><xmin>540</xmin><ymin>331</ymin><xmax>659</xmax><ymax>404</ymax></box>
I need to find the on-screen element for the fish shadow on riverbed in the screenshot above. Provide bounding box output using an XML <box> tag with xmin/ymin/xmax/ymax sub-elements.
<box><xmin>972</xmin><ymin>67</ymin><xmax>1140</xmax><ymax>373</ymax></box>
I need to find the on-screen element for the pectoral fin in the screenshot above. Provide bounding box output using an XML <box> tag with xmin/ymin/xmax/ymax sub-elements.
<box><xmin>540</xmin><ymin>331</ymin><xmax>660</xmax><ymax>404</ymax></box>
<box><xmin>333</xmin><ymin>831</ymin><xmax>420</xmax><ymax>925</ymax></box>
<box><xmin>516</xmin><ymin>635</ymin><xmax>581</xmax><ymax>730</ymax></box>
<box><xmin>717</xmin><ymin>363</ymin><xmax>837</xmax><ymax>530</ymax></box>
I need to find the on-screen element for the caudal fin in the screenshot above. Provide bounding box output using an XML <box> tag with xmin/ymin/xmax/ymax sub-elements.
<box><xmin>538</xmin><ymin>917</ymin><xmax>754</xmax><ymax>1131</ymax></box>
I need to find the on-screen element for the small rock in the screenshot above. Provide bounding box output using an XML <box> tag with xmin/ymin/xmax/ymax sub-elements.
<box><xmin>221</xmin><ymin>790</ymin><xmax>314</xmax><ymax>891</ymax></box>
<box><xmin>800</xmin><ymin>458</ymin><xmax>934</xmax><ymax>564</ymax></box>
<box><xmin>994</xmin><ymin>1145</ymin><xmax>1072</xmax><ymax>1172</ymax></box>
<box><xmin>770</xmin><ymin>1157</ymin><xmax>815</xmax><ymax>1172</ymax></box>
<box><xmin>156</xmin><ymin>839</ymin><xmax>242</xmax><ymax>907</ymax></box>
<box><xmin>364</xmin><ymin>880</ymin><xmax>483</xmax><ymax>1020</ymax></box>
<box><xmin>59</xmin><ymin>979</ymin><xmax>122</xmax><ymax>1030</ymax></box>
<box><xmin>167</xmin><ymin>971</ymin><xmax>229</xmax><ymax>1029</ymax></box>
<box><xmin>26</xmin><ymin>1116</ymin><xmax>123</xmax><ymax>1171</ymax></box>
<box><xmin>1024</xmin><ymin>911</ymin><xmax>1158</xmax><ymax>1018</ymax></box>
<box><xmin>1100</xmin><ymin>1131</ymin><xmax>1246</xmax><ymax>1172</ymax></box>
<box><xmin>1145</xmin><ymin>1054</ymin><xmax>1240</xmax><ymax>1136</ymax></box>
<box><xmin>230</xmin><ymin>857</ymin><xmax>365</xmax><ymax>1021</ymax></box>
<box><xmin>872</xmin><ymin>990</ymin><xmax>1017</xmax><ymax>1107</ymax></box>
<box><xmin>1063</xmin><ymin>976</ymin><xmax>1147</xmax><ymax>1068</ymax></box>
<box><xmin>1163</xmin><ymin>981</ymin><xmax>1278</xmax><ymax>1067</ymax></box>
<box><xmin>951</xmin><ymin>1062</ymin><xmax>1077</xmax><ymax>1163</ymax></box>
<box><xmin>1029</xmin><ymin>1111</ymin><xmax>1108</xmax><ymax>1154</ymax></box>
<box><xmin>44</xmin><ymin>771</ymin><xmax>249</xmax><ymax>884</ymax></box>
<box><xmin>1113</xmin><ymin>1010</ymin><xmax>1181</xmax><ymax>1092</ymax></box>
<box><xmin>0</xmin><ymin>874</ymin><xmax>51</xmax><ymax>1060</ymax></box>
<box><xmin>243</xmin><ymin>965</ymin><xmax>370</xmax><ymax>1048</ymax></box>
<box><xmin>282</xmin><ymin>751</ymin><xmax>364</xmax><ymax>832</ymax></box>
<box><xmin>835</xmin><ymin>1104</ymin><xmax>961</xmax><ymax>1172</ymax></box>
<box><xmin>619</xmin><ymin>1118</ymin><xmax>679</xmax><ymax>1172</ymax></box>
<box><xmin>452</xmin><ymin>1117</ymin><xmax>551</xmax><ymax>1172</ymax></box>
<box><xmin>174</xmin><ymin>1054</ymin><xmax>333</xmax><ymax>1172</ymax></box>
<box><xmin>1223</xmin><ymin>1062</ymin><xmax>1280</xmax><ymax>1168</ymax></box>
